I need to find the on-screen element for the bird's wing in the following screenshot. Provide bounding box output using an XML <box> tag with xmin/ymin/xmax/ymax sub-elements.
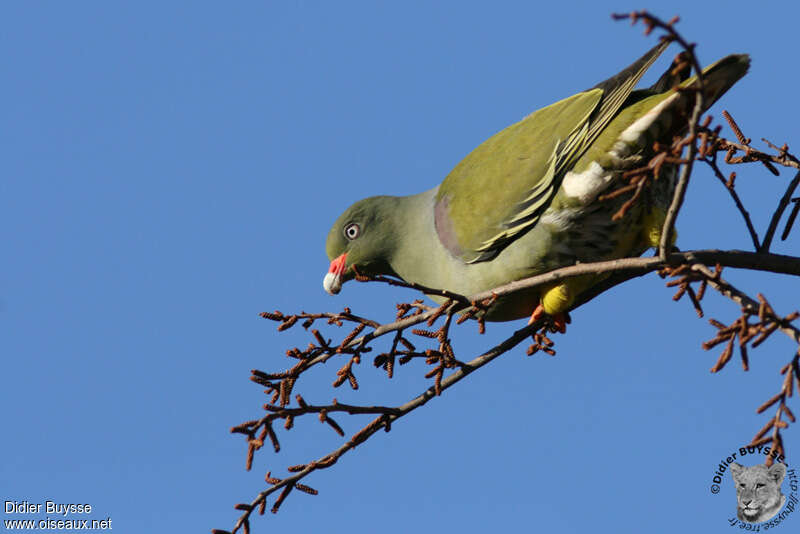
<box><xmin>434</xmin><ymin>41</ymin><xmax>669</xmax><ymax>263</ymax></box>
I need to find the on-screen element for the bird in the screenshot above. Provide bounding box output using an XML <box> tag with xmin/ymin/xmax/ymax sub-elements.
<box><xmin>323</xmin><ymin>42</ymin><xmax>749</xmax><ymax>326</ymax></box>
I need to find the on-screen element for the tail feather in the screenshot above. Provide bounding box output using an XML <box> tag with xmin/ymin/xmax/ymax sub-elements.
<box><xmin>649</xmin><ymin>51</ymin><xmax>691</xmax><ymax>93</ymax></box>
<box><xmin>682</xmin><ymin>54</ymin><xmax>750</xmax><ymax>109</ymax></box>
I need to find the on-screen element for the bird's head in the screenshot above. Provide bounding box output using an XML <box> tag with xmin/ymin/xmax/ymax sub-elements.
<box><xmin>324</xmin><ymin>195</ymin><xmax>399</xmax><ymax>295</ymax></box>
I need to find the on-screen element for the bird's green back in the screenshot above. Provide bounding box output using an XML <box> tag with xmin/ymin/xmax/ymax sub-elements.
<box><xmin>435</xmin><ymin>42</ymin><xmax>670</xmax><ymax>263</ymax></box>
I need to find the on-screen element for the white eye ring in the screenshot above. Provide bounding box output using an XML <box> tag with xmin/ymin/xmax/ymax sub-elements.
<box><xmin>344</xmin><ymin>223</ymin><xmax>360</xmax><ymax>240</ymax></box>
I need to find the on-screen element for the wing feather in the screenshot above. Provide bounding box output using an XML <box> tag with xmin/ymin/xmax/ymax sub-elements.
<box><xmin>435</xmin><ymin>41</ymin><xmax>670</xmax><ymax>263</ymax></box>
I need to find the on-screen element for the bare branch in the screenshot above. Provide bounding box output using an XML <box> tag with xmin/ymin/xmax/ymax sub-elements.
<box><xmin>228</xmin><ymin>319</ymin><xmax>541</xmax><ymax>532</ymax></box>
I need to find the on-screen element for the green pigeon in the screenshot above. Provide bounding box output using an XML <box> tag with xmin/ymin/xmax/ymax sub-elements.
<box><xmin>323</xmin><ymin>43</ymin><xmax>749</xmax><ymax>324</ymax></box>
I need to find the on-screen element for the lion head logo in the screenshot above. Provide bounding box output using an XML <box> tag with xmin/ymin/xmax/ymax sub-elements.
<box><xmin>730</xmin><ymin>462</ymin><xmax>787</xmax><ymax>523</ymax></box>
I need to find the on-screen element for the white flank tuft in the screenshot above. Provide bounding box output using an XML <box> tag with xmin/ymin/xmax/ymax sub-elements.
<box><xmin>615</xmin><ymin>93</ymin><xmax>679</xmax><ymax>152</ymax></box>
<box><xmin>540</xmin><ymin>209</ymin><xmax>576</xmax><ymax>231</ymax></box>
<box><xmin>562</xmin><ymin>161</ymin><xmax>612</xmax><ymax>204</ymax></box>
<box><xmin>562</xmin><ymin>93</ymin><xmax>681</xmax><ymax>205</ymax></box>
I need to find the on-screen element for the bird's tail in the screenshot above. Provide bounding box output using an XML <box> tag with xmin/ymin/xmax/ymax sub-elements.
<box><xmin>682</xmin><ymin>54</ymin><xmax>750</xmax><ymax>110</ymax></box>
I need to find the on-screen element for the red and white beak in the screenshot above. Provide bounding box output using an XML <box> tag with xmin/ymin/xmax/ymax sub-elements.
<box><xmin>323</xmin><ymin>253</ymin><xmax>347</xmax><ymax>295</ymax></box>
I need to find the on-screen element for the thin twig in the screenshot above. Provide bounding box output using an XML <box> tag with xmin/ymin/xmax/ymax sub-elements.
<box><xmin>761</xmin><ymin>170</ymin><xmax>800</xmax><ymax>253</ymax></box>
<box><xmin>228</xmin><ymin>320</ymin><xmax>541</xmax><ymax>532</ymax></box>
<box><xmin>702</xmin><ymin>153</ymin><xmax>760</xmax><ymax>250</ymax></box>
<box><xmin>610</xmin><ymin>12</ymin><xmax>706</xmax><ymax>260</ymax></box>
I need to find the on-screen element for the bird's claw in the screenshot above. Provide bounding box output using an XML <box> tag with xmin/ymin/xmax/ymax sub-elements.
<box><xmin>528</xmin><ymin>304</ymin><xmax>569</xmax><ymax>334</ymax></box>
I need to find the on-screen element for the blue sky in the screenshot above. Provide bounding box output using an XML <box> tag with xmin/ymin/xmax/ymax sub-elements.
<box><xmin>3</xmin><ymin>2</ymin><xmax>799</xmax><ymax>533</ymax></box>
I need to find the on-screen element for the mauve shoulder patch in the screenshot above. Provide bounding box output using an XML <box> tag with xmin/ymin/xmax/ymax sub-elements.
<box><xmin>434</xmin><ymin>194</ymin><xmax>463</xmax><ymax>259</ymax></box>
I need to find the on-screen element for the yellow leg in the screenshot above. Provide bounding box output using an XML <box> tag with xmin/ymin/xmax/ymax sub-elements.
<box><xmin>541</xmin><ymin>283</ymin><xmax>572</xmax><ymax>314</ymax></box>
<box><xmin>528</xmin><ymin>283</ymin><xmax>573</xmax><ymax>333</ymax></box>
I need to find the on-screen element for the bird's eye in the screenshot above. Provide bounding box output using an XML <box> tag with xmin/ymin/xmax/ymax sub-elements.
<box><xmin>344</xmin><ymin>222</ymin><xmax>360</xmax><ymax>240</ymax></box>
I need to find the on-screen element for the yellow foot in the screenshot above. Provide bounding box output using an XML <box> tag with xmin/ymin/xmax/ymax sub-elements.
<box><xmin>528</xmin><ymin>304</ymin><xmax>570</xmax><ymax>333</ymax></box>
